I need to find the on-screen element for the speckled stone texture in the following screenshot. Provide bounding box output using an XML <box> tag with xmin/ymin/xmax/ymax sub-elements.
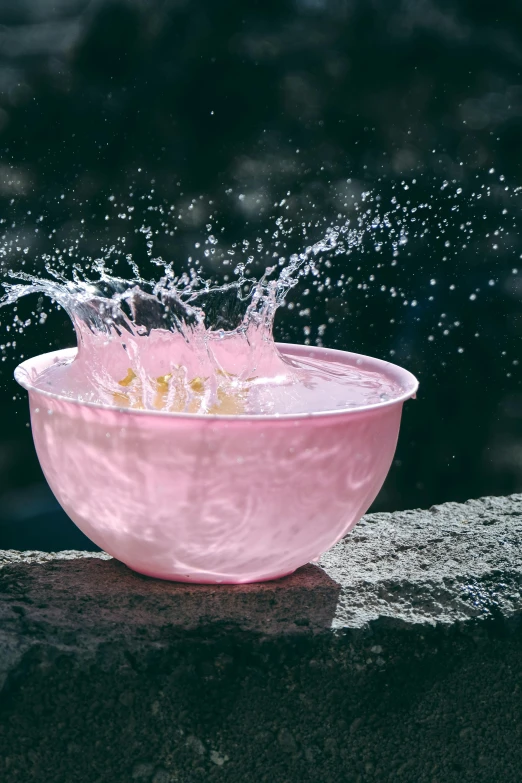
<box><xmin>0</xmin><ymin>494</ymin><xmax>521</xmax><ymax>783</ymax></box>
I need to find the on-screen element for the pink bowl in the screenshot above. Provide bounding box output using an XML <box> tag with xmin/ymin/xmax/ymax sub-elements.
<box><xmin>15</xmin><ymin>343</ymin><xmax>418</xmax><ymax>584</ymax></box>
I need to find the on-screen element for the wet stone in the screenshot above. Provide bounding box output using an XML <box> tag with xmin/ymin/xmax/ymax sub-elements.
<box><xmin>0</xmin><ymin>494</ymin><xmax>521</xmax><ymax>783</ymax></box>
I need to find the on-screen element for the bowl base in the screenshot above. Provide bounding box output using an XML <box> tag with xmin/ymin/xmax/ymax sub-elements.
<box><xmin>121</xmin><ymin>561</ymin><xmax>297</xmax><ymax>585</ymax></box>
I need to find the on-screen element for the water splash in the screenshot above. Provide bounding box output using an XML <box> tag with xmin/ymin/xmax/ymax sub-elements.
<box><xmin>1</xmin><ymin>208</ymin><xmax>407</xmax><ymax>414</ymax></box>
<box><xmin>3</xmin><ymin>170</ymin><xmax>519</xmax><ymax>413</ymax></box>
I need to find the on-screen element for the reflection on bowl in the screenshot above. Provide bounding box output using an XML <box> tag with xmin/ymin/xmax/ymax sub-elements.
<box><xmin>15</xmin><ymin>343</ymin><xmax>418</xmax><ymax>584</ymax></box>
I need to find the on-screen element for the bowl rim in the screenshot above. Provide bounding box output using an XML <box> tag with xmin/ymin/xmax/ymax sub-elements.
<box><xmin>14</xmin><ymin>343</ymin><xmax>419</xmax><ymax>422</ymax></box>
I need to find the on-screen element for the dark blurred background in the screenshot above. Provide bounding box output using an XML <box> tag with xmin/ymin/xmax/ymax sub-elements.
<box><xmin>0</xmin><ymin>0</ymin><xmax>521</xmax><ymax>551</ymax></box>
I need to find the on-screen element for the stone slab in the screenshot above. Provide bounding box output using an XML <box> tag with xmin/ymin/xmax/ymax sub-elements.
<box><xmin>0</xmin><ymin>494</ymin><xmax>521</xmax><ymax>782</ymax></box>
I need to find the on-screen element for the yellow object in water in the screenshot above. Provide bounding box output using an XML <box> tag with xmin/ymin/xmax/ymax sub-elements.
<box><xmin>117</xmin><ymin>368</ymin><xmax>137</xmax><ymax>387</ymax></box>
<box><xmin>114</xmin><ymin>368</ymin><xmax>251</xmax><ymax>414</ymax></box>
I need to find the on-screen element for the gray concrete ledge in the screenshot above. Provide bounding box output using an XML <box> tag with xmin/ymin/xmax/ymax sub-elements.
<box><xmin>0</xmin><ymin>494</ymin><xmax>521</xmax><ymax>783</ymax></box>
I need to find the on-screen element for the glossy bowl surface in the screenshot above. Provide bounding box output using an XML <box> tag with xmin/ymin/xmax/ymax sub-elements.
<box><xmin>15</xmin><ymin>343</ymin><xmax>418</xmax><ymax>583</ymax></box>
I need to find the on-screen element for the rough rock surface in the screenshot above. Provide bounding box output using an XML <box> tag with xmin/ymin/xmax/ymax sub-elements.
<box><xmin>0</xmin><ymin>494</ymin><xmax>521</xmax><ymax>783</ymax></box>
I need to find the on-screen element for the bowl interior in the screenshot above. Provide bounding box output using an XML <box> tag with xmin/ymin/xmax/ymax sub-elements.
<box><xmin>14</xmin><ymin>342</ymin><xmax>419</xmax><ymax>421</ymax></box>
